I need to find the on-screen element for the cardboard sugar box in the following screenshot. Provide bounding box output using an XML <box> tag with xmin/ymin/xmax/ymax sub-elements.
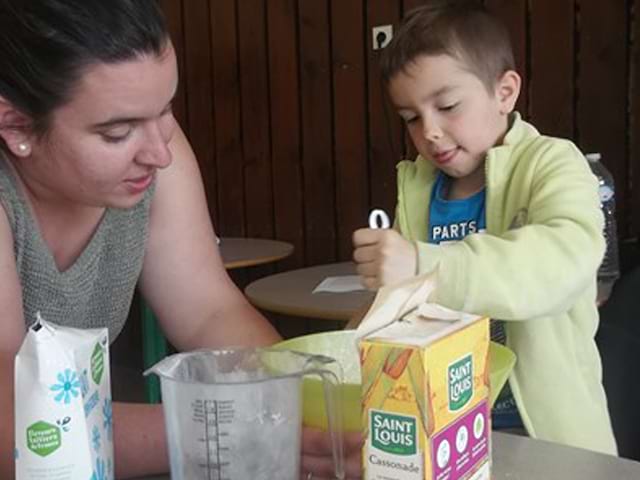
<box><xmin>356</xmin><ymin>276</ymin><xmax>491</xmax><ymax>480</ymax></box>
<box><xmin>15</xmin><ymin>314</ymin><xmax>114</xmax><ymax>480</ymax></box>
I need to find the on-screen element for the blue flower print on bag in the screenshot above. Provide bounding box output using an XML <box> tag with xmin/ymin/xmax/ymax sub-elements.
<box><xmin>50</xmin><ymin>369</ymin><xmax>82</xmax><ymax>404</ymax></box>
<box><xmin>92</xmin><ymin>425</ymin><xmax>101</xmax><ymax>452</ymax></box>
<box><xmin>91</xmin><ymin>457</ymin><xmax>107</xmax><ymax>480</ymax></box>
<box><xmin>103</xmin><ymin>398</ymin><xmax>113</xmax><ymax>442</ymax></box>
<box><xmin>80</xmin><ymin>368</ymin><xmax>90</xmax><ymax>396</ymax></box>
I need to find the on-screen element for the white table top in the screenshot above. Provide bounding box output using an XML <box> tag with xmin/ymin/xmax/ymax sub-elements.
<box><xmin>135</xmin><ymin>432</ymin><xmax>640</xmax><ymax>479</ymax></box>
<box><xmin>244</xmin><ymin>261</ymin><xmax>375</xmax><ymax>321</ymax></box>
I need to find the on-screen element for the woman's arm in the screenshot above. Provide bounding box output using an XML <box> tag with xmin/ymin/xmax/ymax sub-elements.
<box><xmin>138</xmin><ymin>125</ymin><xmax>281</xmax><ymax>350</ymax></box>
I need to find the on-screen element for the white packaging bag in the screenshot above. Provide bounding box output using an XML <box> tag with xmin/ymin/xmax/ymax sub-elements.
<box><xmin>14</xmin><ymin>314</ymin><xmax>114</xmax><ymax>480</ymax></box>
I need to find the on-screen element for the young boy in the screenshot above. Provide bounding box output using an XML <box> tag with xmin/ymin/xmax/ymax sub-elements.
<box><xmin>352</xmin><ymin>1</ymin><xmax>617</xmax><ymax>455</ymax></box>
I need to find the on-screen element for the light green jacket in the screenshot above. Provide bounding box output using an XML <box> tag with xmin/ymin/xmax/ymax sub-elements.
<box><xmin>395</xmin><ymin>114</ymin><xmax>617</xmax><ymax>455</ymax></box>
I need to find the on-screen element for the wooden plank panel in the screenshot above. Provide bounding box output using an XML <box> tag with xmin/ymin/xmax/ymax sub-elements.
<box><xmin>577</xmin><ymin>0</ymin><xmax>628</xmax><ymax>238</ymax></box>
<box><xmin>485</xmin><ymin>0</ymin><xmax>528</xmax><ymax>117</ymax></box>
<box><xmin>401</xmin><ymin>0</ymin><xmax>425</xmax><ymax>161</ymax></box>
<box><xmin>182</xmin><ymin>0</ymin><xmax>217</xmax><ymax>217</ymax></box>
<box><xmin>210</xmin><ymin>0</ymin><xmax>245</xmax><ymax>236</ymax></box>
<box><xmin>630</xmin><ymin>2</ymin><xmax>639</xmax><ymax>239</ymax></box>
<box><xmin>529</xmin><ymin>0</ymin><xmax>574</xmax><ymax>139</ymax></box>
<box><xmin>299</xmin><ymin>0</ymin><xmax>337</xmax><ymax>264</ymax></box>
<box><xmin>266</xmin><ymin>0</ymin><xmax>305</xmax><ymax>268</ymax></box>
<box><xmin>331</xmin><ymin>0</ymin><xmax>369</xmax><ymax>260</ymax></box>
<box><xmin>367</xmin><ymin>0</ymin><xmax>403</xmax><ymax>215</ymax></box>
<box><xmin>402</xmin><ymin>0</ymin><xmax>425</xmax><ymax>14</ymax></box>
<box><xmin>237</xmin><ymin>0</ymin><xmax>274</xmax><ymax>239</ymax></box>
<box><xmin>158</xmin><ymin>0</ymin><xmax>187</xmax><ymax>130</ymax></box>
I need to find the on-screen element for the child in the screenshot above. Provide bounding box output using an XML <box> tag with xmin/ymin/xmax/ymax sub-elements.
<box><xmin>352</xmin><ymin>0</ymin><xmax>617</xmax><ymax>455</ymax></box>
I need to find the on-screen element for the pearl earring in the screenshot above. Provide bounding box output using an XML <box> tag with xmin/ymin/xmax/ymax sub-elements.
<box><xmin>17</xmin><ymin>143</ymin><xmax>29</xmax><ymax>153</ymax></box>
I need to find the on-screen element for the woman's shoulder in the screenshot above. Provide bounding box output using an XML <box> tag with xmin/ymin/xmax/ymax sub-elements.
<box><xmin>152</xmin><ymin>125</ymin><xmax>199</xmax><ymax>197</ymax></box>
<box><xmin>146</xmin><ymin>124</ymin><xmax>210</xmax><ymax>237</ymax></box>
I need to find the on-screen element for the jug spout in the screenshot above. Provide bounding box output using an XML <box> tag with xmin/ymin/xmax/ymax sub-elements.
<box><xmin>143</xmin><ymin>352</ymin><xmax>183</xmax><ymax>380</ymax></box>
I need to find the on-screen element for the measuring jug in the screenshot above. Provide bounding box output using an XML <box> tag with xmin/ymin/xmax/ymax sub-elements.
<box><xmin>145</xmin><ymin>348</ymin><xmax>345</xmax><ymax>480</ymax></box>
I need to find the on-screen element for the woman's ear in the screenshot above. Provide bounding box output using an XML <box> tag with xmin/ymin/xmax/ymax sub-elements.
<box><xmin>0</xmin><ymin>97</ymin><xmax>34</xmax><ymax>157</ymax></box>
<box><xmin>495</xmin><ymin>70</ymin><xmax>521</xmax><ymax>115</ymax></box>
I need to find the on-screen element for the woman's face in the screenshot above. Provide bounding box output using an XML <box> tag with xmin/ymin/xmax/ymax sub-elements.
<box><xmin>25</xmin><ymin>42</ymin><xmax>178</xmax><ymax>210</ymax></box>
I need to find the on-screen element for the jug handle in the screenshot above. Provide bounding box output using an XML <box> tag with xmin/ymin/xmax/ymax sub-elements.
<box><xmin>312</xmin><ymin>367</ymin><xmax>346</xmax><ymax>480</ymax></box>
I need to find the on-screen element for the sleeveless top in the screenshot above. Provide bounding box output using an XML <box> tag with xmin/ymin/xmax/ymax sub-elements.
<box><xmin>0</xmin><ymin>153</ymin><xmax>154</xmax><ymax>343</ymax></box>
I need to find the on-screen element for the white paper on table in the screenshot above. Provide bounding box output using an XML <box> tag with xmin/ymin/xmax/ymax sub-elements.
<box><xmin>312</xmin><ymin>275</ymin><xmax>366</xmax><ymax>293</ymax></box>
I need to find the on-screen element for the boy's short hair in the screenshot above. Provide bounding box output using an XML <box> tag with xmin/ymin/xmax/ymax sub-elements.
<box><xmin>380</xmin><ymin>0</ymin><xmax>515</xmax><ymax>93</ymax></box>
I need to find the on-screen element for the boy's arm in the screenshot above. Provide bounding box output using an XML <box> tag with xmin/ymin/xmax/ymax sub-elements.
<box><xmin>414</xmin><ymin>142</ymin><xmax>604</xmax><ymax>320</ymax></box>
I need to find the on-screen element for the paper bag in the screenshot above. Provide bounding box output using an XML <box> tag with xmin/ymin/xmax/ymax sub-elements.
<box><xmin>14</xmin><ymin>314</ymin><xmax>114</xmax><ymax>480</ymax></box>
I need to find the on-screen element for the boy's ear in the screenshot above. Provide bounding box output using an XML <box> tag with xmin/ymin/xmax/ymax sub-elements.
<box><xmin>495</xmin><ymin>70</ymin><xmax>521</xmax><ymax>115</ymax></box>
<box><xmin>0</xmin><ymin>96</ymin><xmax>34</xmax><ymax>157</ymax></box>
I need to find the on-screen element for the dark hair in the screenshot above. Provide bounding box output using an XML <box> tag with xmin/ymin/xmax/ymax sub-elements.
<box><xmin>0</xmin><ymin>0</ymin><xmax>169</xmax><ymax>135</ymax></box>
<box><xmin>380</xmin><ymin>0</ymin><xmax>515</xmax><ymax>93</ymax></box>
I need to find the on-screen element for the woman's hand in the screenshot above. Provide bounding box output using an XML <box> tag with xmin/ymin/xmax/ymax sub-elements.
<box><xmin>301</xmin><ymin>427</ymin><xmax>363</xmax><ymax>479</ymax></box>
<box><xmin>352</xmin><ymin>228</ymin><xmax>417</xmax><ymax>290</ymax></box>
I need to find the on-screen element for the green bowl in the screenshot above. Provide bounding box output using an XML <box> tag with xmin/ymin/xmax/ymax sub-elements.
<box><xmin>489</xmin><ymin>341</ymin><xmax>517</xmax><ymax>405</ymax></box>
<box><xmin>275</xmin><ymin>330</ymin><xmax>516</xmax><ymax>431</ymax></box>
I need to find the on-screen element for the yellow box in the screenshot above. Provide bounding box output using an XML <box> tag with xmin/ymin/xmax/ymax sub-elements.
<box><xmin>360</xmin><ymin>314</ymin><xmax>490</xmax><ymax>480</ymax></box>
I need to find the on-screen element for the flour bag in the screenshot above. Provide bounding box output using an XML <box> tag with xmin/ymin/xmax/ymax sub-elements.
<box><xmin>15</xmin><ymin>314</ymin><xmax>114</xmax><ymax>480</ymax></box>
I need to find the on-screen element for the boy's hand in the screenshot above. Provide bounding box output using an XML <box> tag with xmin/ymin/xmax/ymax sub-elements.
<box><xmin>301</xmin><ymin>427</ymin><xmax>363</xmax><ymax>479</ymax></box>
<box><xmin>352</xmin><ymin>228</ymin><xmax>417</xmax><ymax>290</ymax></box>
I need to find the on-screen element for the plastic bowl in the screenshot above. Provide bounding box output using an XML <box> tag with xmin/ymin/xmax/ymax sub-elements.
<box><xmin>274</xmin><ymin>330</ymin><xmax>516</xmax><ymax>431</ymax></box>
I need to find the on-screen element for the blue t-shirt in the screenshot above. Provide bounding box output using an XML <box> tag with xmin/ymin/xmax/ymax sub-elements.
<box><xmin>428</xmin><ymin>172</ymin><xmax>521</xmax><ymax>429</ymax></box>
<box><xmin>428</xmin><ymin>172</ymin><xmax>486</xmax><ymax>244</ymax></box>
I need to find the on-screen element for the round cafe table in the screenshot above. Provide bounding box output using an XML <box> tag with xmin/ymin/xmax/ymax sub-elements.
<box><xmin>135</xmin><ymin>431</ymin><xmax>640</xmax><ymax>479</ymax></box>
<box><xmin>244</xmin><ymin>261</ymin><xmax>375</xmax><ymax>322</ymax></box>
<box><xmin>218</xmin><ymin>237</ymin><xmax>294</xmax><ymax>269</ymax></box>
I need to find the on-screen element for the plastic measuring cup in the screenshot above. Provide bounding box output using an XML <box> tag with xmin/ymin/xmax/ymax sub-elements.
<box><xmin>145</xmin><ymin>348</ymin><xmax>345</xmax><ymax>480</ymax></box>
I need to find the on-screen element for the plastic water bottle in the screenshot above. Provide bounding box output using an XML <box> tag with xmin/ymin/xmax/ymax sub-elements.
<box><xmin>586</xmin><ymin>153</ymin><xmax>620</xmax><ymax>304</ymax></box>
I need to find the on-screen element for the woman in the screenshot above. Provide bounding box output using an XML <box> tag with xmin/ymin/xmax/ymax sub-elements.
<box><xmin>0</xmin><ymin>1</ymin><xmax>360</xmax><ymax>478</ymax></box>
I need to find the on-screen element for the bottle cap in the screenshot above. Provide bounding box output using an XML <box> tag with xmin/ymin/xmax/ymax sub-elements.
<box><xmin>585</xmin><ymin>153</ymin><xmax>601</xmax><ymax>162</ymax></box>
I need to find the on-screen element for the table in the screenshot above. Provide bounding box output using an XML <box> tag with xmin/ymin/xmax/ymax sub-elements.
<box><xmin>219</xmin><ymin>237</ymin><xmax>293</xmax><ymax>269</ymax></box>
<box><xmin>244</xmin><ymin>261</ymin><xmax>375</xmax><ymax>321</ymax></box>
<box><xmin>135</xmin><ymin>432</ymin><xmax>640</xmax><ymax>479</ymax></box>
<box><xmin>491</xmin><ymin>432</ymin><xmax>640</xmax><ymax>478</ymax></box>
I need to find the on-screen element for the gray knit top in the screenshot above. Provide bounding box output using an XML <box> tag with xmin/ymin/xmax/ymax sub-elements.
<box><xmin>0</xmin><ymin>153</ymin><xmax>153</xmax><ymax>343</ymax></box>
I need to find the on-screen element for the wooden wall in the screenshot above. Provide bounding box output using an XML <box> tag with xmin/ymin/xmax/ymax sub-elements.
<box><xmin>159</xmin><ymin>0</ymin><xmax>639</xmax><ymax>271</ymax></box>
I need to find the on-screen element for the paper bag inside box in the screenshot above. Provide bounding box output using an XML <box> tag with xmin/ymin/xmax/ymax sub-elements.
<box><xmin>356</xmin><ymin>274</ymin><xmax>491</xmax><ymax>480</ymax></box>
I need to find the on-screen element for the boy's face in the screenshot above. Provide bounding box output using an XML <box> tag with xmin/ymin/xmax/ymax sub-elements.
<box><xmin>388</xmin><ymin>54</ymin><xmax>519</xmax><ymax>191</ymax></box>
